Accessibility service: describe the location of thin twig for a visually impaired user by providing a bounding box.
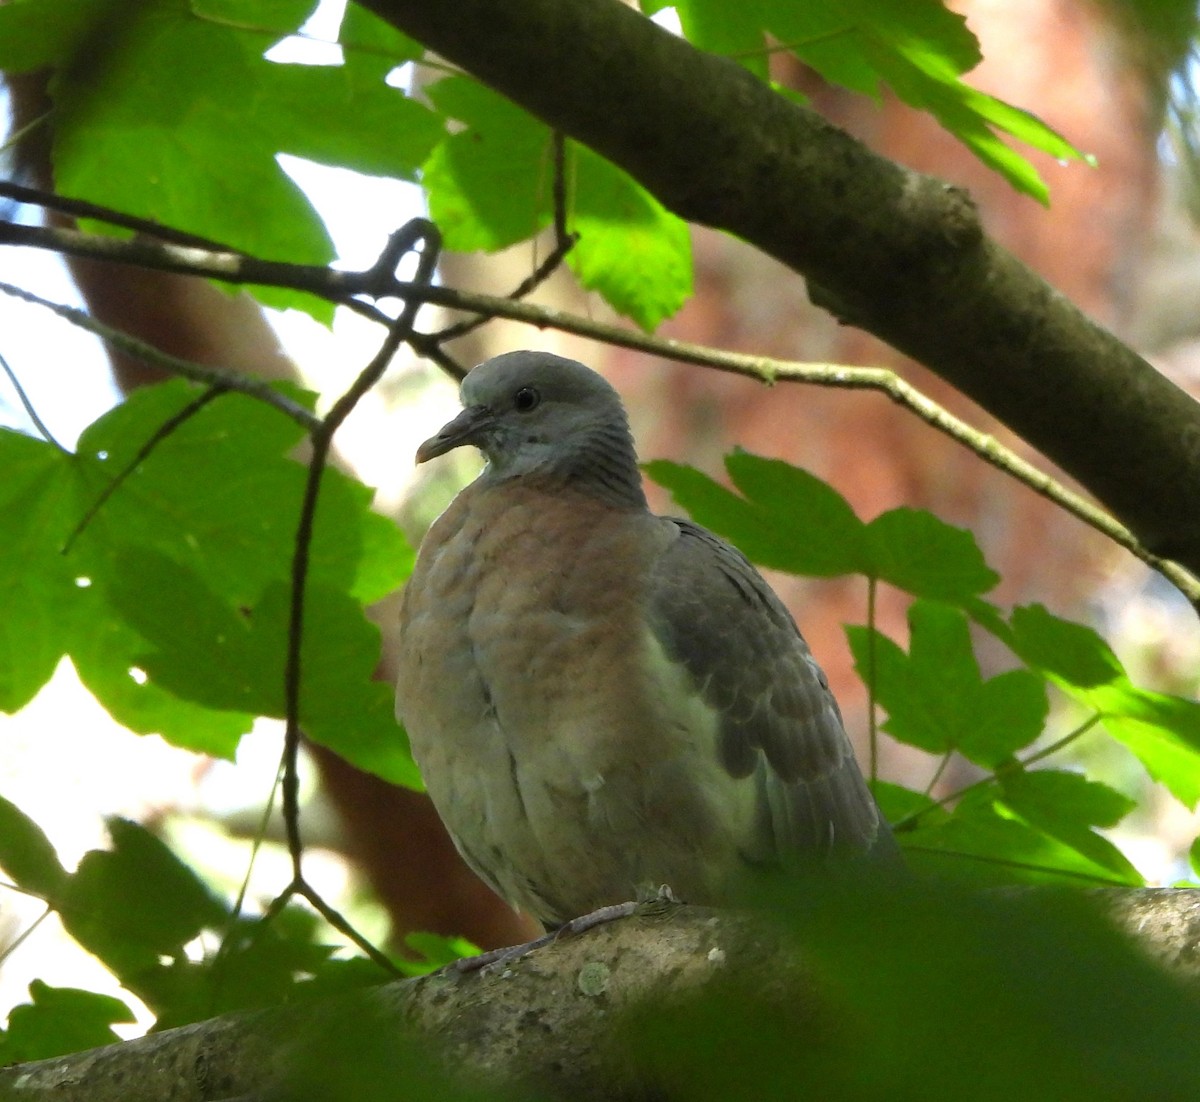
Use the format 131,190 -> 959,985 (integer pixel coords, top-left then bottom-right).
0,281 -> 319,431
1018,713 -> 1103,770
0,179 -> 249,252
270,219 -> 443,977
892,712 -> 1104,832
410,333 -> 468,379
921,752 -> 953,800
552,130 -> 570,244
0,348 -> 67,452
899,845 -> 1130,886
0,905 -> 52,969
429,130 -> 578,345
296,882 -> 400,974
3,212 -> 1196,604
866,575 -> 879,784
206,753 -> 286,1018
0,111 -> 52,159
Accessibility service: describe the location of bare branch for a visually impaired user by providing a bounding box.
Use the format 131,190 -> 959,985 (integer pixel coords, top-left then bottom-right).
0,347 -> 66,452
3,213 -> 1196,604
265,219 -> 443,978
0,281 -> 320,431
0,179 -> 249,251
430,129 -> 579,345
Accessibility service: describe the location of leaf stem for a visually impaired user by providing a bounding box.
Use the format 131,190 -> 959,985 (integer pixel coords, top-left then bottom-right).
893,711 -> 1104,831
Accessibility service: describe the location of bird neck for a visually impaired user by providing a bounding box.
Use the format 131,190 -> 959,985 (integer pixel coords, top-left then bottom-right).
485,421 -> 648,510
561,422 -> 648,509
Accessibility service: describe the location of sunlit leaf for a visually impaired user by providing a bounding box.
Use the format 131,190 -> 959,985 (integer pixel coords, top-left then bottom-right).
569,146 -> 692,330
847,601 -> 1045,763
648,453 -> 996,598
0,794 -> 69,901
0,981 -> 134,1064
60,819 -> 227,989
1011,605 -> 1200,807
0,430 -> 79,711
997,769 -> 1141,884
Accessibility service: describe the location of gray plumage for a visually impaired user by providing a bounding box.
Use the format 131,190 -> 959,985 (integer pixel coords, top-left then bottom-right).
397,351 -> 896,928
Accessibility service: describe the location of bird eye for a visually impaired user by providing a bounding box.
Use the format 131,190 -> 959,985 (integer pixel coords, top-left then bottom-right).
513,386 -> 541,413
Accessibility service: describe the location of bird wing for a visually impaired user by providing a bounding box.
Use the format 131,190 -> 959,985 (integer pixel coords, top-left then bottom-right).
644,517 -> 894,862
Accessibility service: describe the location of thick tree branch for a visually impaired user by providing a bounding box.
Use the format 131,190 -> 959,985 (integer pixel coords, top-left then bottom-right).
2,892 -> 1199,1102
361,0 -> 1200,576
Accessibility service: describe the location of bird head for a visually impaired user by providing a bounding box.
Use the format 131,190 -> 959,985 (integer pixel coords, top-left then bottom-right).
416,351 -> 646,506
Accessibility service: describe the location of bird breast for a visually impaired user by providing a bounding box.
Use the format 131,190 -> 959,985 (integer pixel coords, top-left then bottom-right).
396,479 -> 755,925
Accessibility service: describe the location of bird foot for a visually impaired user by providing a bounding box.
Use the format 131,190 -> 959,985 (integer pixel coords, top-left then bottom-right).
448,931 -> 558,975
449,889 -> 679,975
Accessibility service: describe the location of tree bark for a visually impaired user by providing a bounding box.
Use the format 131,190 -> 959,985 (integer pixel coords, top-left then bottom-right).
3,890 -> 1199,1102
360,0 -> 1200,578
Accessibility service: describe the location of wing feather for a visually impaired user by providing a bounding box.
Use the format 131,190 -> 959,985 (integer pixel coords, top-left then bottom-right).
645,518 -> 896,861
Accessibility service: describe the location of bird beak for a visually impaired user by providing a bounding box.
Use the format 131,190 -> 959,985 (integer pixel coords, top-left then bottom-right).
415,404 -> 493,464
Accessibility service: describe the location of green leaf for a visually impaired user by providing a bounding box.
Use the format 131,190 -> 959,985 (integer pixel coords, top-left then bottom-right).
870,780 -> 941,827
0,430 -> 80,711
763,0 -> 1088,201
646,455 -> 871,576
73,382 -> 406,608
103,550 -> 418,787
766,2 -> 883,96
873,50 -> 1054,203
647,453 -> 997,598
423,75 -> 555,251
661,0 -> 1086,201
424,75 -> 692,328
399,931 -> 480,975
848,623 -> 948,753
864,507 -> 999,599
0,794 -> 70,901
190,0 -> 316,34
1007,604 -> 1124,687
339,2 -> 423,74
901,791 -> 1135,886
356,511 -> 415,606
646,458 -> 791,568
669,0 -> 772,80
37,0 -> 439,320
70,602 -> 252,758
60,818 -> 227,987
847,601 -> 1046,764
1011,605 -> 1200,807
0,981 -> 134,1064
569,145 -> 693,330
147,909 -> 360,1029
44,380 -> 414,772
277,997 -> 484,1102
50,2 -> 334,265
760,875 -> 1200,1099
96,546 -> 280,715
260,63 -> 443,180
997,770 -> 1141,884
0,0 -> 112,71
725,452 -> 872,575
257,582 -> 420,788
957,668 -> 1048,765
1101,700 -> 1200,811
